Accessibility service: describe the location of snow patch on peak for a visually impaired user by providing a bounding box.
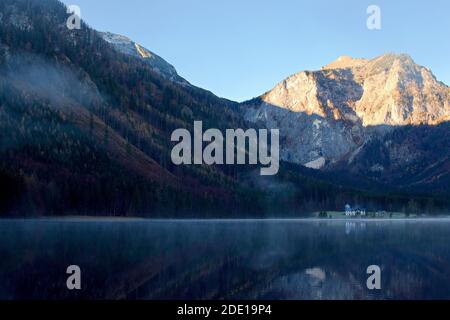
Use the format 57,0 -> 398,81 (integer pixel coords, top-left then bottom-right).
99,31 -> 190,86
101,32 -> 131,44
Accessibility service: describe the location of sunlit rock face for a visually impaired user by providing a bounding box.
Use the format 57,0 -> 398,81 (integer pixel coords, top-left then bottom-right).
243,53 -> 450,168
351,54 -> 450,126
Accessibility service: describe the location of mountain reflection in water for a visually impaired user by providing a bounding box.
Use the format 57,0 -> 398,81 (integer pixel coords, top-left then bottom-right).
1,218 -> 450,300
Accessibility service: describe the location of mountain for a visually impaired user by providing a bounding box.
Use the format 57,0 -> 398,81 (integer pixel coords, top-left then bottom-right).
0,0 -> 448,216
242,54 -> 450,193
0,0 -> 259,216
99,31 -> 190,86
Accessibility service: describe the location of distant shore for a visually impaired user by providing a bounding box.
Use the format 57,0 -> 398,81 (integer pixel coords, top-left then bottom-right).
2,214 -> 450,222
313,211 -> 445,219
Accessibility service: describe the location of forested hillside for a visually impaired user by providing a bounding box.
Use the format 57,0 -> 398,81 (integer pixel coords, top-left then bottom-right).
0,0 -> 448,217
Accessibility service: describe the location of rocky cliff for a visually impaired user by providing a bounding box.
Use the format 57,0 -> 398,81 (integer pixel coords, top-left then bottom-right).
243,54 -> 450,170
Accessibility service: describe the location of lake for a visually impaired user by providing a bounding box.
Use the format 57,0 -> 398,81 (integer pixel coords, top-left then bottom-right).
1,218 -> 450,300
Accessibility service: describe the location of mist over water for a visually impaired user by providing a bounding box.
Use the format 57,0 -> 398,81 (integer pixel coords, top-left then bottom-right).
1,218 -> 450,300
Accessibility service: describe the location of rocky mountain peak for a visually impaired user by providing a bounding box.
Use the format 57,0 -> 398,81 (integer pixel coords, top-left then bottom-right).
322,55 -> 369,70
243,53 -> 450,169
256,53 -> 449,126
99,31 -> 190,86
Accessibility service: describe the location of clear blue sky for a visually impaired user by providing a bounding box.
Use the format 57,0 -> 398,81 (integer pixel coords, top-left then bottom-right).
61,0 -> 449,102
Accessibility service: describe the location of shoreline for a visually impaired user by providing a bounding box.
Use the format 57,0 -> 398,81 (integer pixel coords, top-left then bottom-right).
1,216 -> 450,222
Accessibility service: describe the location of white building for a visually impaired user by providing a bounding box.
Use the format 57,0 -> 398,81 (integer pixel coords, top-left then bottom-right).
345,204 -> 366,217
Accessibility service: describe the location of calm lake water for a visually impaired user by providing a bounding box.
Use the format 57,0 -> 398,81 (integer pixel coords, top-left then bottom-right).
1,218 -> 450,300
